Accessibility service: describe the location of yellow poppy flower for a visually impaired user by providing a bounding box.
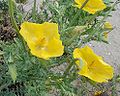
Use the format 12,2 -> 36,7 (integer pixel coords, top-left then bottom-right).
104,22 -> 113,29
74,0 -> 106,14
20,22 -> 64,60
73,46 -> 113,83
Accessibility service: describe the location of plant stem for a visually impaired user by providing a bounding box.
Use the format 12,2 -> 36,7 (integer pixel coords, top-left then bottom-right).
63,61 -> 74,78
69,0 -> 89,26
63,0 -> 117,79
78,0 -> 118,47
62,0 -> 90,75
112,77 -> 116,96
64,26 -> 86,46
80,0 -> 89,9
32,0 -> 36,21
65,32 -> 79,46
8,0 -> 29,60
96,1 -> 117,28
8,0 -> 19,33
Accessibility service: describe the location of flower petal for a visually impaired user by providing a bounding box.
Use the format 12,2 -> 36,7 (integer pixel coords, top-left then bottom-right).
31,38 -> 64,60
20,22 -> 64,60
42,22 -> 60,40
73,46 -> 114,83
78,59 -> 114,82
74,0 -> 106,14
73,46 -> 102,66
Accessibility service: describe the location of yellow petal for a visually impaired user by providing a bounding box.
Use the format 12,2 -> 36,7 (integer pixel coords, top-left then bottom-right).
74,46 -> 102,66
46,38 -> 64,57
73,46 -> 114,83
31,38 -> 64,60
74,0 -> 106,14
20,22 -> 64,60
42,22 -> 60,40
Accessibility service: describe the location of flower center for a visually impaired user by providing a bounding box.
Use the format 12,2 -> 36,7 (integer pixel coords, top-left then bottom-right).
35,38 -> 47,50
88,60 -> 96,70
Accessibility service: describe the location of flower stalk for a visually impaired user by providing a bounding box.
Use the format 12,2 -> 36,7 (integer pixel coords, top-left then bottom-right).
78,0 -> 118,48
8,0 -> 19,33
69,0 -> 89,26
63,60 -> 74,78
8,0 -> 30,61
80,0 -> 89,9
32,0 -> 36,21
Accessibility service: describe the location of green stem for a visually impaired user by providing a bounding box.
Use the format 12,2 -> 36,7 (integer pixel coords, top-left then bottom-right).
69,10 -> 80,27
69,0 -> 89,26
8,0 -> 30,60
96,1 -> 117,28
62,26 -> 75,33
64,26 -> 86,46
112,77 -> 116,96
65,32 -> 79,45
78,1 -> 118,47
63,1 -> 117,78
62,0 -> 90,74
65,31 -> 80,46
63,61 -> 74,78
86,12 -> 99,24
80,0 -> 89,9
8,0 -> 19,33
48,56 -> 70,68
32,0 -> 36,21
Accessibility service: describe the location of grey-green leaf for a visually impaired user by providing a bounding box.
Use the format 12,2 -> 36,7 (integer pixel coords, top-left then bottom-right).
8,64 -> 17,82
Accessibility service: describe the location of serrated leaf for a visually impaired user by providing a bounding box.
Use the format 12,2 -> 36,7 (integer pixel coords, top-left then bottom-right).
8,64 -> 17,82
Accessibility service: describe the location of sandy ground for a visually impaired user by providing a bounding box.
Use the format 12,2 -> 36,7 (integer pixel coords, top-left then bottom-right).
23,0 -> 120,74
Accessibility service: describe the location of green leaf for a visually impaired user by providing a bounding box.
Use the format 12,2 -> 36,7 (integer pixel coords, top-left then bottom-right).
8,64 -> 17,82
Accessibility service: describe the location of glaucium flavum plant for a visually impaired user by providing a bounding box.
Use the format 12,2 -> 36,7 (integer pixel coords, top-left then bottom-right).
4,0 -> 117,95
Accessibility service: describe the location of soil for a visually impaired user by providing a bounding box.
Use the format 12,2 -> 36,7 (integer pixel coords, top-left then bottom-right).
0,15 -> 17,41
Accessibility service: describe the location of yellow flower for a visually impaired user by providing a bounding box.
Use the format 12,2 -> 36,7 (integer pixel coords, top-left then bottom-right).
74,0 -> 106,14
20,22 -> 64,60
104,22 -> 113,29
73,46 -> 113,83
